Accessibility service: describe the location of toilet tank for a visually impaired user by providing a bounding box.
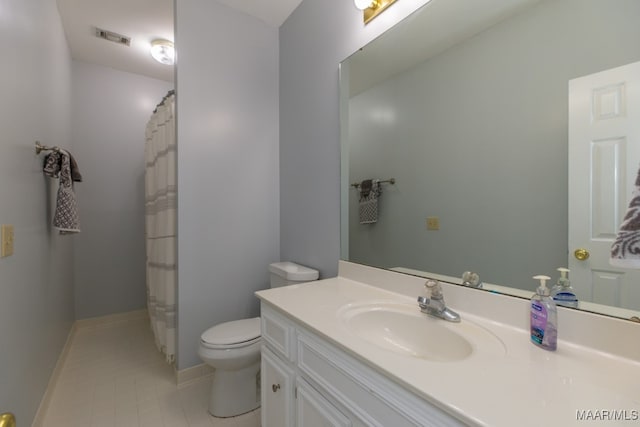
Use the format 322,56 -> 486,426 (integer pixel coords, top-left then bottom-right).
269,262 -> 319,288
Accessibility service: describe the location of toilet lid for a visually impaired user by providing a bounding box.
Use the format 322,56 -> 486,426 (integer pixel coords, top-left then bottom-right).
201,317 -> 261,345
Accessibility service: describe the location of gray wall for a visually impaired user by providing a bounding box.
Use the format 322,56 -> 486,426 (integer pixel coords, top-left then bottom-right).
175,0 -> 280,369
348,0 -> 640,290
0,0 -> 75,424
71,60 -> 174,319
279,0 -> 432,277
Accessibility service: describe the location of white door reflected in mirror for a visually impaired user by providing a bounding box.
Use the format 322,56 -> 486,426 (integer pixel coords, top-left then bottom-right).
569,60 -> 640,312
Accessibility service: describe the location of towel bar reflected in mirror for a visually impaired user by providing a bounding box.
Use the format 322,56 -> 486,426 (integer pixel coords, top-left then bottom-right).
351,178 -> 396,188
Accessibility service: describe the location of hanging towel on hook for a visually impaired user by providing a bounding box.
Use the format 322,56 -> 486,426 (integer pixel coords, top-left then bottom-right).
68,153 -> 83,183
611,165 -> 640,268
359,179 -> 381,224
44,151 -> 81,234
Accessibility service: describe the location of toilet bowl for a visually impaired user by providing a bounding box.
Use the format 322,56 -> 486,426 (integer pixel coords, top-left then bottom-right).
198,317 -> 262,417
199,262 -> 319,418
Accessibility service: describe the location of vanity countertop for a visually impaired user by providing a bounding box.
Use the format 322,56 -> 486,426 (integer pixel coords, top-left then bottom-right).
256,264 -> 640,427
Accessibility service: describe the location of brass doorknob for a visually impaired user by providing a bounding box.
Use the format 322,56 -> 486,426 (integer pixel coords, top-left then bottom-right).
574,248 -> 590,261
0,413 -> 16,427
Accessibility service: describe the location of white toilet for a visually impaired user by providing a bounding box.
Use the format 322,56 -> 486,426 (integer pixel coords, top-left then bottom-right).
198,261 -> 319,417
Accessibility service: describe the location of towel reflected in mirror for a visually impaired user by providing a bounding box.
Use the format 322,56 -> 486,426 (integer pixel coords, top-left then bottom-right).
611,165 -> 640,268
359,179 -> 380,224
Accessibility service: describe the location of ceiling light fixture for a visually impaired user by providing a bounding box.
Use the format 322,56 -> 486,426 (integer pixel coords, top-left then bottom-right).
353,0 -> 398,24
354,0 -> 374,10
150,39 -> 175,65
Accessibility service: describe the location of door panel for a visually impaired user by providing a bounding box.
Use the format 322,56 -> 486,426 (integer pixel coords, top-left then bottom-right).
262,347 -> 295,427
296,378 -> 351,427
569,60 -> 640,311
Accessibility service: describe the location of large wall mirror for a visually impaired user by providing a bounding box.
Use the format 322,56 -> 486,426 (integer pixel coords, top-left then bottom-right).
340,0 -> 640,320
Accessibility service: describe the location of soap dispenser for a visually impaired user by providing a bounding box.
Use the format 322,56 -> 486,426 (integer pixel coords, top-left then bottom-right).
530,275 -> 557,351
551,267 -> 578,308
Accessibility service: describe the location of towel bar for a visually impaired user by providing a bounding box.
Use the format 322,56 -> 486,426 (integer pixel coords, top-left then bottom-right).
351,178 -> 395,188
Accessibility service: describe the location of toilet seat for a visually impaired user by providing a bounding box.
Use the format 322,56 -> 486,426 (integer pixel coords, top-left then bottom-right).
200,336 -> 260,350
200,317 -> 261,349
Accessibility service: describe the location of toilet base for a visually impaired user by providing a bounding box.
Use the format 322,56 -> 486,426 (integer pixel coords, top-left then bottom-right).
209,362 -> 261,417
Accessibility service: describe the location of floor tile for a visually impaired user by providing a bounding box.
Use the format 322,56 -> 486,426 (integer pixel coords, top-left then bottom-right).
40,316 -> 260,427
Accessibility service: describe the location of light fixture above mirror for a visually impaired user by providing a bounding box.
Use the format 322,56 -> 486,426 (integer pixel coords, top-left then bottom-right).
150,39 -> 175,65
353,0 -> 398,25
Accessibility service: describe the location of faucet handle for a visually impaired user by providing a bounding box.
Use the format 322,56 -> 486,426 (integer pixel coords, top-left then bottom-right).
418,281 -> 460,322
462,271 -> 482,288
424,279 -> 443,299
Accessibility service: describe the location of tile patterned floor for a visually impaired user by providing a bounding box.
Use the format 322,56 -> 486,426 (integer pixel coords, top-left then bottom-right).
41,316 -> 260,427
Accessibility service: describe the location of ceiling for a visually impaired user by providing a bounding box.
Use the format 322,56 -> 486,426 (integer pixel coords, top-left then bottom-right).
56,0 -> 302,83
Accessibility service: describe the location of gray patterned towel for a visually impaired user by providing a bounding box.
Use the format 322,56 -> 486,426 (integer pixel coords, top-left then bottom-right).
611,166 -> 640,268
44,151 -> 81,234
359,179 -> 381,224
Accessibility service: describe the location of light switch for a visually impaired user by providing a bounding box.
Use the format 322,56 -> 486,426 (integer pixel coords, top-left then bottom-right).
426,217 -> 440,231
1,224 -> 14,257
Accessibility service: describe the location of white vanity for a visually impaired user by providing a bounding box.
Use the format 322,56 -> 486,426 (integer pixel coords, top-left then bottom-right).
256,261 -> 640,426
259,301 -> 465,427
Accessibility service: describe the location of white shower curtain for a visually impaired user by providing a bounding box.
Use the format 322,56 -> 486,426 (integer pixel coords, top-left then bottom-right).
145,92 -> 177,363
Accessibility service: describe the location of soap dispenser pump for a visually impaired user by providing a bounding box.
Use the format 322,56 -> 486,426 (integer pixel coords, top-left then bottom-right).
530,275 -> 557,351
551,267 -> 578,308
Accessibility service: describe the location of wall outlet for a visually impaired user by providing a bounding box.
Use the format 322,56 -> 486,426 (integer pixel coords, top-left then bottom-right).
1,224 -> 14,257
426,217 -> 440,231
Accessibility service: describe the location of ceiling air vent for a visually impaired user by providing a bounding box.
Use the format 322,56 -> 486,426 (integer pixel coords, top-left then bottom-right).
94,27 -> 130,46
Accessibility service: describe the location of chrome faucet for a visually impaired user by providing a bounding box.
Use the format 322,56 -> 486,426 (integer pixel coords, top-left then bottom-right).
417,280 -> 461,322
461,271 -> 483,288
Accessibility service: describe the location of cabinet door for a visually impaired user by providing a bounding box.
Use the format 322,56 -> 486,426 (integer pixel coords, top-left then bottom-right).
262,347 -> 295,427
296,378 -> 351,427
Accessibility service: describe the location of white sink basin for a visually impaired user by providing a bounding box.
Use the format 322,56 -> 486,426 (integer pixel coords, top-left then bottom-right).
338,301 -> 505,362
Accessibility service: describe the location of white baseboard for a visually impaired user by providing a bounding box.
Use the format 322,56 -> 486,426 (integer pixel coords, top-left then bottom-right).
176,363 -> 214,388
31,323 -> 76,427
74,308 -> 148,330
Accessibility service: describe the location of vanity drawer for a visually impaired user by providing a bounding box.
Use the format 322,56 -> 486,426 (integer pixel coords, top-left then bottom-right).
261,304 -> 295,361
297,332 -> 464,427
